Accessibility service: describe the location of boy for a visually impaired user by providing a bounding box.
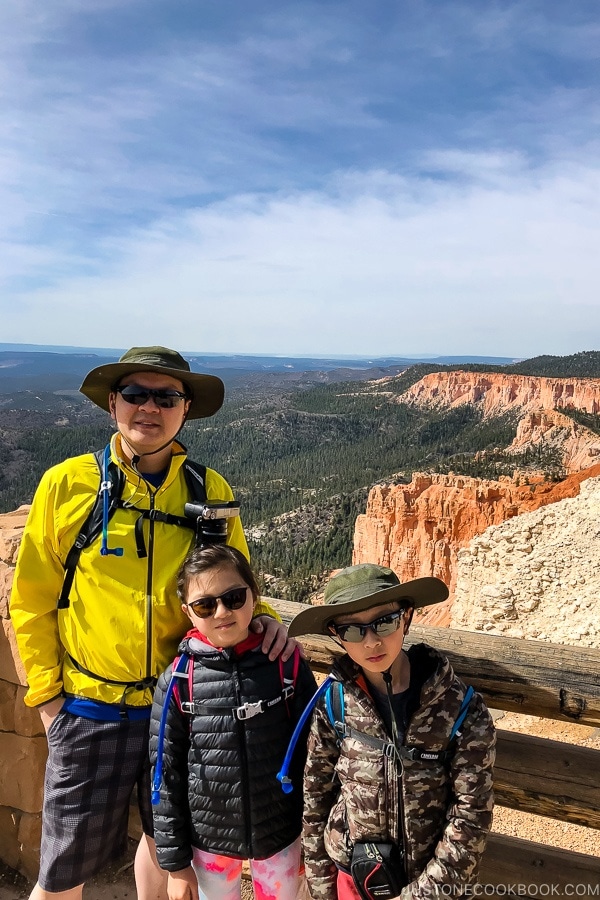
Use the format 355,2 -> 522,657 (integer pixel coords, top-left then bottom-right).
288,563 -> 496,900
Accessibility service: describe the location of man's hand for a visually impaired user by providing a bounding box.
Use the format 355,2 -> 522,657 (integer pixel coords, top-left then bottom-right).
167,867 -> 199,900
251,615 -> 304,661
38,697 -> 65,735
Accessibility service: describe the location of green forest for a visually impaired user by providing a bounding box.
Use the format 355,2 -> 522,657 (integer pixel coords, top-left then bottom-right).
1,350 -> 597,601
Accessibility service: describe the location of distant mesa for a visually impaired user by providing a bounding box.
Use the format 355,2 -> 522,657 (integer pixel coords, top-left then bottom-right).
398,370 -> 600,416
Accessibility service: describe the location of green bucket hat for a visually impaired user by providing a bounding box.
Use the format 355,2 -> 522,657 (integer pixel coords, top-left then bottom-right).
288,563 -> 449,637
79,346 -> 225,420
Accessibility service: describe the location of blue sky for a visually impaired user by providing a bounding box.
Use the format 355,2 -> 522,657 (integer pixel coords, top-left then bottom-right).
1,0 -> 599,358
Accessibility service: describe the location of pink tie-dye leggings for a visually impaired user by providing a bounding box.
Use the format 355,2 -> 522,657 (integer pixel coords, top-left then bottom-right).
192,837 -> 302,900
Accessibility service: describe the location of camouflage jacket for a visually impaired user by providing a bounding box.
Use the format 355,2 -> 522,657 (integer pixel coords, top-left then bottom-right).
302,644 -> 496,900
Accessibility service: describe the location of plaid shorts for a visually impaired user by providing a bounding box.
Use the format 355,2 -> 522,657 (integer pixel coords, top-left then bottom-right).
38,709 -> 154,892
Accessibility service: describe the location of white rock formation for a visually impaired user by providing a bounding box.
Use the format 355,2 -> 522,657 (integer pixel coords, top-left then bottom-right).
452,477 -> 600,647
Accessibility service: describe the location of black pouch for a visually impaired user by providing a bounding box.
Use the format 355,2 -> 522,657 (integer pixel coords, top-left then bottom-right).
350,841 -> 407,900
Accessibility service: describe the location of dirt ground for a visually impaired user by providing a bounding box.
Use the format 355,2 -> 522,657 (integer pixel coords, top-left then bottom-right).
1,714 -> 597,899
0,851 -> 137,900
0,848 -> 255,900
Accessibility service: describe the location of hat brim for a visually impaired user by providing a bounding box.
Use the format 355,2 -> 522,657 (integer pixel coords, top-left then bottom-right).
288,577 -> 449,638
80,362 -> 225,419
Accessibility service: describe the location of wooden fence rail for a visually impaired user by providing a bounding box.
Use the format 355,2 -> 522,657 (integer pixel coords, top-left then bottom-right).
270,599 -> 600,891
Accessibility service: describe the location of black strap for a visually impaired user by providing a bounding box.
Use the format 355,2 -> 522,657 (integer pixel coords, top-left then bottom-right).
67,653 -> 157,690
67,653 -> 157,718
181,687 -> 295,720
177,652 -> 297,720
182,460 -> 207,501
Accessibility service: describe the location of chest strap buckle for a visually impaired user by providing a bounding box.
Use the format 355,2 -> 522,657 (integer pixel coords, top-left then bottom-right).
234,700 -> 264,720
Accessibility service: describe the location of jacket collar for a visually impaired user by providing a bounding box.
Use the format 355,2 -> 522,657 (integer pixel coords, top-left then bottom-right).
182,626 -> 263,658
110,432 -> 188,489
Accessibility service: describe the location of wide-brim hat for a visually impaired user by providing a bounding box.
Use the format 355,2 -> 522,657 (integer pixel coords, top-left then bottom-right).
288,563 -> 449,637
79,346 -> 225,420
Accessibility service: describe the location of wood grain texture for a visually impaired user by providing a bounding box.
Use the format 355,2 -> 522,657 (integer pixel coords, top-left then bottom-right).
481,833 -> 600,890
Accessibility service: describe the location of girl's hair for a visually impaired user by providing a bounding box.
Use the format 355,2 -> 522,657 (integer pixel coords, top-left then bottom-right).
177,544 -> 259,603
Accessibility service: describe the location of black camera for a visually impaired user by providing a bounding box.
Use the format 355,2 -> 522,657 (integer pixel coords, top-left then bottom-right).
350,842 -> 406,900
184,500 -> 241,548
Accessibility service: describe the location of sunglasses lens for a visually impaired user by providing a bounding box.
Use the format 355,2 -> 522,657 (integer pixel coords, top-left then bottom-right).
372,615 -> 401,637
335,624 -> 364,643
221,587 -> 248,609
188,597 -> 217,618
118,389 -> 146,405
153,395 -> 179,409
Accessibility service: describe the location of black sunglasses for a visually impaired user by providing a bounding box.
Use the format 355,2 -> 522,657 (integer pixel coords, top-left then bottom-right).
186,586 -> 249,618
328,609 -> 406,643
116,384 -> 188,409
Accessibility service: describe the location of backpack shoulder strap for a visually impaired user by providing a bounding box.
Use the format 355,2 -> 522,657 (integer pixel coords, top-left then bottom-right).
402,685 -> 475,763
182,460 -> 207,502
325,681 -> 345,744
58,449 -> 125,609
326,681 -> 397,756
279,646 -> 301,716
58,454 -> 207,608
449,685 -> 474,741
170,653 -> 193,719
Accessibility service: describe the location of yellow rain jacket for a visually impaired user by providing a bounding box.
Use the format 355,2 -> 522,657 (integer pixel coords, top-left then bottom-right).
10,434 -> 274,709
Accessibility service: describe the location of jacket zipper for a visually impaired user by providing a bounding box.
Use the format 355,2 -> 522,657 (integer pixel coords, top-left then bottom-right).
394,754 -> 410,880
145,491 -> 155,679
233,664 -> 253,856
355,684 -> 410,877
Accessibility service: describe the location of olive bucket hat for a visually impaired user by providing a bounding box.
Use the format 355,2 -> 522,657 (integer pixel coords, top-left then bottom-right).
79,346 -> 225,419
288,563 -> 449,637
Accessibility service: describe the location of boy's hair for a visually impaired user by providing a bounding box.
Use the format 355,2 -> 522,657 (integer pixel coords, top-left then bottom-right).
177,545 -> 259,603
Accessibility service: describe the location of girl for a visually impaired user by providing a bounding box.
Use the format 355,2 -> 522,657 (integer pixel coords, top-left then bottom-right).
149,544 -> 317,900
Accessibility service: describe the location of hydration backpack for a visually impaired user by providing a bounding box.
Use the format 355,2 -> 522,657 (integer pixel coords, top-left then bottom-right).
325,680 -> 475,763
153,647 -> 302,805
171,647 -> 301,721
58,447 -> 207,609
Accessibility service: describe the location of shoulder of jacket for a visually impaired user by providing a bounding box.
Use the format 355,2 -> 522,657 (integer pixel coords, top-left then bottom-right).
156,665 -> 174,692
42,452 -> 102,483
202,465 -> 233,495
30,454 -> 103,515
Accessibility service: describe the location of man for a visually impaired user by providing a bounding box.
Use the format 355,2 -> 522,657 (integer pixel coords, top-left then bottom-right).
10,346 -> 293,900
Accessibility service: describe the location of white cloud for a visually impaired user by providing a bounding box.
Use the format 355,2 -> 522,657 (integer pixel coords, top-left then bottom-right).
3,152 -> 599,357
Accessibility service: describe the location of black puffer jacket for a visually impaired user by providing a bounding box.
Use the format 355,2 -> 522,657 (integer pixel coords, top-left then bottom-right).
149,629 -> 317,870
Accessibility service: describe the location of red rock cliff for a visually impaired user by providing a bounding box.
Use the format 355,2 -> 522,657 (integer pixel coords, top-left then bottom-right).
511,408 -> 600,471
399,371 -> 600,415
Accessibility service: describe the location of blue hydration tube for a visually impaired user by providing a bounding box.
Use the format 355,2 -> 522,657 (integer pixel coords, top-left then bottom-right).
100,444 -> 124,557
152,653 -> 190,805
277,676 -> 333,794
